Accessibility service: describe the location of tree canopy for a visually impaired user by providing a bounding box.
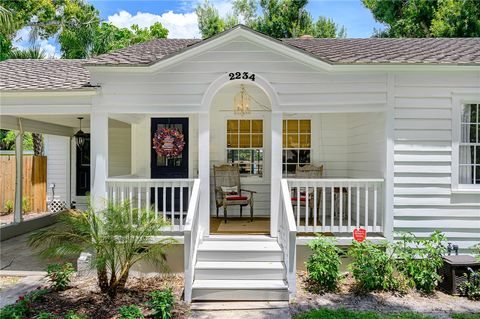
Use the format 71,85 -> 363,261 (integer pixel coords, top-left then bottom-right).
363,0 -> 480,37
196,0 -> 346,39
0,0 -> 169,60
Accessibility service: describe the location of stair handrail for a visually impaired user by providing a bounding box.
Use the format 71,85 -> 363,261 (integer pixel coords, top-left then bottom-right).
279,179 -> 297,298
183,178 -> 201,303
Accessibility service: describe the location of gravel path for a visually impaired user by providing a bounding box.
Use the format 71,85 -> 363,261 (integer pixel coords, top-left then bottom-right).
291,272 -> 480,319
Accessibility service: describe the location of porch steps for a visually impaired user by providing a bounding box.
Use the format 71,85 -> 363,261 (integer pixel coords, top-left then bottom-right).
191,236 -> 289,301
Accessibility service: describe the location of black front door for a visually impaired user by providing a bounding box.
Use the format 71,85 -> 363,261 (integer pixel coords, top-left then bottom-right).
151,118 -> 189,214
151,118 -> 189,178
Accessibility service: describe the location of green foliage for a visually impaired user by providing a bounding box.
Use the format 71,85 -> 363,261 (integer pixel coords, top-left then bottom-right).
63,312 -> 89,319
293,307 -> 438,319
118,305 -> 144,319
451,314 -> 480,319
8,47 -> 47,59
348,241 -> 402,292
0,130 -> 33,151
305,235 -> 342,293
4,200 -> 14,214
35,312 -> 59,319
473,244 -> 480,262
196,0 -> 346,39
362,0 -> 480,38
148,288 -> 174,319
458,269 -> 480,301
28,202 -> 174,297
22,197 -> 30,213
46,263 -> 75,291
394,231 -> 446,294
0,288 -> 48,319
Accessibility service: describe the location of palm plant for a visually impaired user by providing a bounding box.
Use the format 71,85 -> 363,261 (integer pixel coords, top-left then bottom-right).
28,201 -> 174,297
8,47 -> 47,59
0,5 -> 16,36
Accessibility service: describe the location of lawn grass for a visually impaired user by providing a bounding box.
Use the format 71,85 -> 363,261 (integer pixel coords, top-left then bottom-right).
451,314 -> 480,319
294,308 -> 480,319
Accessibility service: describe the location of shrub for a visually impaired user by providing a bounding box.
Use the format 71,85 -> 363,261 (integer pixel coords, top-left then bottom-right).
118,305 -> 144,319
3,200 -> 14,214
29,201 -> 174,297
148,288 -> 174,319
305,235 -> 342,293
473,243 -> 480,262
46,263 -> 75,291
348,241 -> 401,292
395,231 -> 446,294
458,268 -> 480,301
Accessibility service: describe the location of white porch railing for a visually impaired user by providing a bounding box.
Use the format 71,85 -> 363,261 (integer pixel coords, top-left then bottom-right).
183,179 -> 202,303
106,178 -> 196,232
285,178 -> 384,234
278,179 -> 297,298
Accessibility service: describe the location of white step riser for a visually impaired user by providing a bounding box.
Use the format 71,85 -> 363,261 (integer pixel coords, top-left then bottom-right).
195,269 -> 285,280
205,235 -> 276,242
197,251 -> 283,262
192,289 -> 289,301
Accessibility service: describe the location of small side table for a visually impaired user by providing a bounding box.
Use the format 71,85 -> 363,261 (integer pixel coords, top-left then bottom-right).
438,255 -> 480,295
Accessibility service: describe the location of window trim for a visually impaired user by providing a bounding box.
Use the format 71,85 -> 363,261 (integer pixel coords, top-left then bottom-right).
282,118 -> 312,176
224,117 -> 265,179
451,93 -> 480,193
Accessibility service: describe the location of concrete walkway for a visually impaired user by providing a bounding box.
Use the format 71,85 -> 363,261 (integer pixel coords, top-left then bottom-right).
189,302 -> 292,319
0,272 -> 47,307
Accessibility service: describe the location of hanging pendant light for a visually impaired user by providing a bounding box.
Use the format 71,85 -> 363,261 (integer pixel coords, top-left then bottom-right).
234,84 -> 251,115
74,117 -> 87,148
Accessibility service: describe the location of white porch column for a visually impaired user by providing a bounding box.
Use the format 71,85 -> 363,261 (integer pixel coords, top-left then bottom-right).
90,111 -> 108,211
14,131 -> 23,223
198,112 -> 210,234
270,112 -> 282,237
384,73 -> 395,241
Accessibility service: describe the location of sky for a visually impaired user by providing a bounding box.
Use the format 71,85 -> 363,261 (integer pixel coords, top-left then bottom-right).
13,0 -> 385,58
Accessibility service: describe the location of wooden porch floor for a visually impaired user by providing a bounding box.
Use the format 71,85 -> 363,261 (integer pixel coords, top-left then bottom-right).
210,217 -> 270,235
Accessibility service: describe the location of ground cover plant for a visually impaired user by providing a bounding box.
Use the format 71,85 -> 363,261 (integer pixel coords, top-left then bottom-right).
28,201 -> 174,297
294,308 -> 443,319
118,305 -> 144,319
305,235 -> 342,293
148,288 -> 174,319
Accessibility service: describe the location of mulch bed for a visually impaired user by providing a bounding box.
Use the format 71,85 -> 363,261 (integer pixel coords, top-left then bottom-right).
26,274 -> 189,319
291,271 -> 480,319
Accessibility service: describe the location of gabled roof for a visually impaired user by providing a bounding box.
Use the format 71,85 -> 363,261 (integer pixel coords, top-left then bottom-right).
84,25 -> 480,67
1,25 -> 480,91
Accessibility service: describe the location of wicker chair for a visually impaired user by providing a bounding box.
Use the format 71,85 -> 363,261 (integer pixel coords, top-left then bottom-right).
213,164 -> 256,223
291,164 -> 324,212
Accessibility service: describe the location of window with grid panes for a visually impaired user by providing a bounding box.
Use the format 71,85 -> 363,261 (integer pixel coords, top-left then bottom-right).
282,119 -> 311,175
226,119 -> 263,176
459,104 -> 480,185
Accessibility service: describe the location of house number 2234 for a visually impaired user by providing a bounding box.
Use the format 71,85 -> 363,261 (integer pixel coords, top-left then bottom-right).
228,72 -> 255,81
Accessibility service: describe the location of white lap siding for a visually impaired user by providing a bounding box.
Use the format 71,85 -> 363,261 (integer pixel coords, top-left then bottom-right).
393,73 -> 480,251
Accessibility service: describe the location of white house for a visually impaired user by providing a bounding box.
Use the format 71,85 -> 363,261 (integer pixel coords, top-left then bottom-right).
1,26 -> 479,302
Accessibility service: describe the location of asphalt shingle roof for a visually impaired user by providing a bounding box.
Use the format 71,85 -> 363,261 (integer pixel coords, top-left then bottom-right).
0,59 -> 91,91
1,26 -> 479,91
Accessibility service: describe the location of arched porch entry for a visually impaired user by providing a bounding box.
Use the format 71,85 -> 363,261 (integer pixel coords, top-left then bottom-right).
198,74 -> 281,237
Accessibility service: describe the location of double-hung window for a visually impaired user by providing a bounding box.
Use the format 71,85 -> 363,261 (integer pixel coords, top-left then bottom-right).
459,104 -> 480,185
226,119 -> 263,177
282,119 -> 311,176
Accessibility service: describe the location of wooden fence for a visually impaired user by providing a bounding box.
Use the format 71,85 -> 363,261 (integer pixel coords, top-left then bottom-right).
0,155 -> 47,213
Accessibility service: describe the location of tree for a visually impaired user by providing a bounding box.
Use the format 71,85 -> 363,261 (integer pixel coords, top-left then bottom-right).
28,202 -> 174,297
7,46 -> 47,59
196,1 -> 226,39
196,0 -> 346,39
363,0 -> 480,37
0,130 -> 33,151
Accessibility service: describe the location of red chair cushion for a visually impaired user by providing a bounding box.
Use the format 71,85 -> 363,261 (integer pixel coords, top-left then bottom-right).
291,197 -> 307,201
226,195 -> 248,200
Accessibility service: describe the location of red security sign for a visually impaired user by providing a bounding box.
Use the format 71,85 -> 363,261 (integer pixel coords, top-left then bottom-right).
353,228 -> 367,243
